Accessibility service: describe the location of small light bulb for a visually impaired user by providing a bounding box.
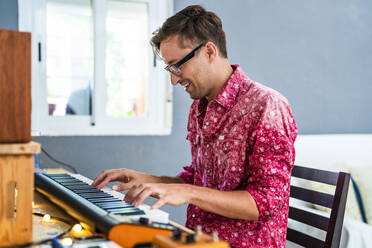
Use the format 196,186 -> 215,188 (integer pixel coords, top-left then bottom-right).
42,214 -> 51,222
72,224 -> 82,233
60,237 -> 73,246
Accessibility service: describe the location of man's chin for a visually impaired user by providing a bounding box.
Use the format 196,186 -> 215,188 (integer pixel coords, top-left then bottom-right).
189,94 -> 202,100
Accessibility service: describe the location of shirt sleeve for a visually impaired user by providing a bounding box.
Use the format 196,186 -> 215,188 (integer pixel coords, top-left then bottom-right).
245,95 -> 297,223
177,163 -> 195,184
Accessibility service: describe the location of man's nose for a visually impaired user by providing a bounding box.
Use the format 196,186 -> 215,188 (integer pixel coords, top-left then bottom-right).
170,73 -> 181,86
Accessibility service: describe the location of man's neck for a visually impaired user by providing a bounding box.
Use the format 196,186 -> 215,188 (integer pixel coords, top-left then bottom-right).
206,59 -> 233,102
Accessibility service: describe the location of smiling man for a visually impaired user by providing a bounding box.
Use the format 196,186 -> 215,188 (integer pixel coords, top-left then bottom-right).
93,5 -> 297,248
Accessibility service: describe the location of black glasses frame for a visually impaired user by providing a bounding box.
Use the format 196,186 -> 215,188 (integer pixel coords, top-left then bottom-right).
164,42 -> 206,76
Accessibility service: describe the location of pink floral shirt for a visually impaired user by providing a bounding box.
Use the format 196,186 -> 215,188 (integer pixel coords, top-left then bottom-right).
177,65 -> 297,248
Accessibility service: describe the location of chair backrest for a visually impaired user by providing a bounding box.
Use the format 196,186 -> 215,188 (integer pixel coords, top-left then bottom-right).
286,165 -> 350,248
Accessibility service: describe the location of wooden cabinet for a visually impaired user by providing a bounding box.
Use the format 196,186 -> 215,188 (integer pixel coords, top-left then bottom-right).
0,142 -> 40,246
0,29 -> 31,143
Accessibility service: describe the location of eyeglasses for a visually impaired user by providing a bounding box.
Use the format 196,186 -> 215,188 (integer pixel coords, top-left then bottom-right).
164,42 -> 206,76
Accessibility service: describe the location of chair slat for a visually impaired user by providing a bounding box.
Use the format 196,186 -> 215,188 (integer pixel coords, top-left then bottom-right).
292,165 -> 339,186
289,206 -> 329,231
287,228 -> 325,247
287,166 -> 350,248
290,185 -> 334,208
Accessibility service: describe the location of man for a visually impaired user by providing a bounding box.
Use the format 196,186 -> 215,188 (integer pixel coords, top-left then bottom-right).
93,5 -> 297,248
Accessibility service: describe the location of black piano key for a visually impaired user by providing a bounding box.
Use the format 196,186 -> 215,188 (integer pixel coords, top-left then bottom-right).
108,208 -> 145,215
72,189 -> 103,194
52,178 -> 81,183
95,201 -> 131,206
95,202 -> 133,209
63,182 -> 91,185
83,195 -> 113,200
88,198 -> 122,204
78,192 -> 111,197
113,210 -> 146,216
47,174 -> 72,178
65,185 -> 96,190
100,206 -> 134,211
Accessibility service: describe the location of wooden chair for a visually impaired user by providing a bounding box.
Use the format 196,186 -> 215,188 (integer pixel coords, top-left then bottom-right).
286,165 -> 350,248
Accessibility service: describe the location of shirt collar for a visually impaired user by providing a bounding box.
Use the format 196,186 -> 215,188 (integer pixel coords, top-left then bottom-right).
213,64 -> 243,109
196,65 -> 244,116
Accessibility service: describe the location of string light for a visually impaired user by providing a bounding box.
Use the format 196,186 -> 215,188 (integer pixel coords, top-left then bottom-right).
60,237 -> 73,246
42,214 -> 51,222
72,224 -> 82,233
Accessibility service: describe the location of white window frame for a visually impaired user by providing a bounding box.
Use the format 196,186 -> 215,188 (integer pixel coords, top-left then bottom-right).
19,0 -> 173,136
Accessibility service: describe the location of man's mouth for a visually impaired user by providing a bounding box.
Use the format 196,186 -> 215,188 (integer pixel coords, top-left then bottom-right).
179,80 -> 191,91
183,82 -> 191,90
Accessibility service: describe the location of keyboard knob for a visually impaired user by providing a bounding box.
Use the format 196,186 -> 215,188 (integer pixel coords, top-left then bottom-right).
185,233 -> 195,244
139,217 -> 151,225
172,228 -> 182,240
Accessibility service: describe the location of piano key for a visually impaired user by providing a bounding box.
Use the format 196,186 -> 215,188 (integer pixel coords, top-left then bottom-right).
47,174 -> 73,179
52,178 -> 81,183
95,202 -> 133,208
79,194 -> 112,200
88,198 -> 122,204
116,211 -> 146,216
59,180 -> 89,184
108,208 -> 145,215
100,206 -> 135,211
72,189 -> 103,194
78,192 -> 111,196
65,185 -> 97,190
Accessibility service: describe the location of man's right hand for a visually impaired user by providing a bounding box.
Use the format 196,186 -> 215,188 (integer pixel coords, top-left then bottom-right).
92,168 -> 154,191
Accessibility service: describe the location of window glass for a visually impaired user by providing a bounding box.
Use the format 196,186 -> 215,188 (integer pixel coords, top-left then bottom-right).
46,0 -> 93,116
105,0 -> 148,117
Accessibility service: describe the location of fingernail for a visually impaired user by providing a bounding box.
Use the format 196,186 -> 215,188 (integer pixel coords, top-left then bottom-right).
112,185 -> 118,191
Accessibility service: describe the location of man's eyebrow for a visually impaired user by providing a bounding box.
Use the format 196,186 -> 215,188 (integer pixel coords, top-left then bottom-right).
165,59 -> 177,65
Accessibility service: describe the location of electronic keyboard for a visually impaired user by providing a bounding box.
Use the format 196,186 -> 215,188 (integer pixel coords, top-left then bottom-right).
35,172 -> 174,247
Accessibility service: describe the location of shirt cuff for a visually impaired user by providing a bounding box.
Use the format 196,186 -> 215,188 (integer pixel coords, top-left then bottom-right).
177,165 -> 194,184
245,186 -> 281,223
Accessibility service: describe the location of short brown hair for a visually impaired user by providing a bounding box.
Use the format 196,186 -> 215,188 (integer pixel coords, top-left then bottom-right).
151,5 -> 227,58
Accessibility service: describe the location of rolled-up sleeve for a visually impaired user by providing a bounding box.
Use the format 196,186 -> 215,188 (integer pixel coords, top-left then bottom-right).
245,96 -> 297,223
177,163 -> 195,184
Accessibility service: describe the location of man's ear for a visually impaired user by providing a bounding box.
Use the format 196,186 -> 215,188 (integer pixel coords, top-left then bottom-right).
205,41 -> 217,63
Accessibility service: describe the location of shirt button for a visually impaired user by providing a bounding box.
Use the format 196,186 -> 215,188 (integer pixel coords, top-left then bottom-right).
277,204 -> 281,209
206,144 -> 210,148
207,169 -> 211,174
205,121 -> 210,126
269,214 -> 273,218
223,147 -> 228,151
192,214 -> 196,218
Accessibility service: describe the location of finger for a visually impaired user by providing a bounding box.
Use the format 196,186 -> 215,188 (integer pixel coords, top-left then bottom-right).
151,198 -> 166,210
112,182 -> 133,191
95,171 -> 124,189
92,170 -> 110,187
124,184 -> 145,204
133,187 -> 154,207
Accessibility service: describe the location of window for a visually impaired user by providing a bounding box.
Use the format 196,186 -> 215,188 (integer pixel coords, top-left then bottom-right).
19,0 -> 172,135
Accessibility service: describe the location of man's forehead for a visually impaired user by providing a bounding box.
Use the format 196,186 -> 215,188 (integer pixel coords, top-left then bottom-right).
160,36 -> 194,64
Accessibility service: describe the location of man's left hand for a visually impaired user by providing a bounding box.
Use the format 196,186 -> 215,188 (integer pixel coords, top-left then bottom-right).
124,183 -> 191,209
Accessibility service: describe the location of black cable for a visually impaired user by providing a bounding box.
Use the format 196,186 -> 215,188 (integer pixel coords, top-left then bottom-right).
41,147 -> 78,173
